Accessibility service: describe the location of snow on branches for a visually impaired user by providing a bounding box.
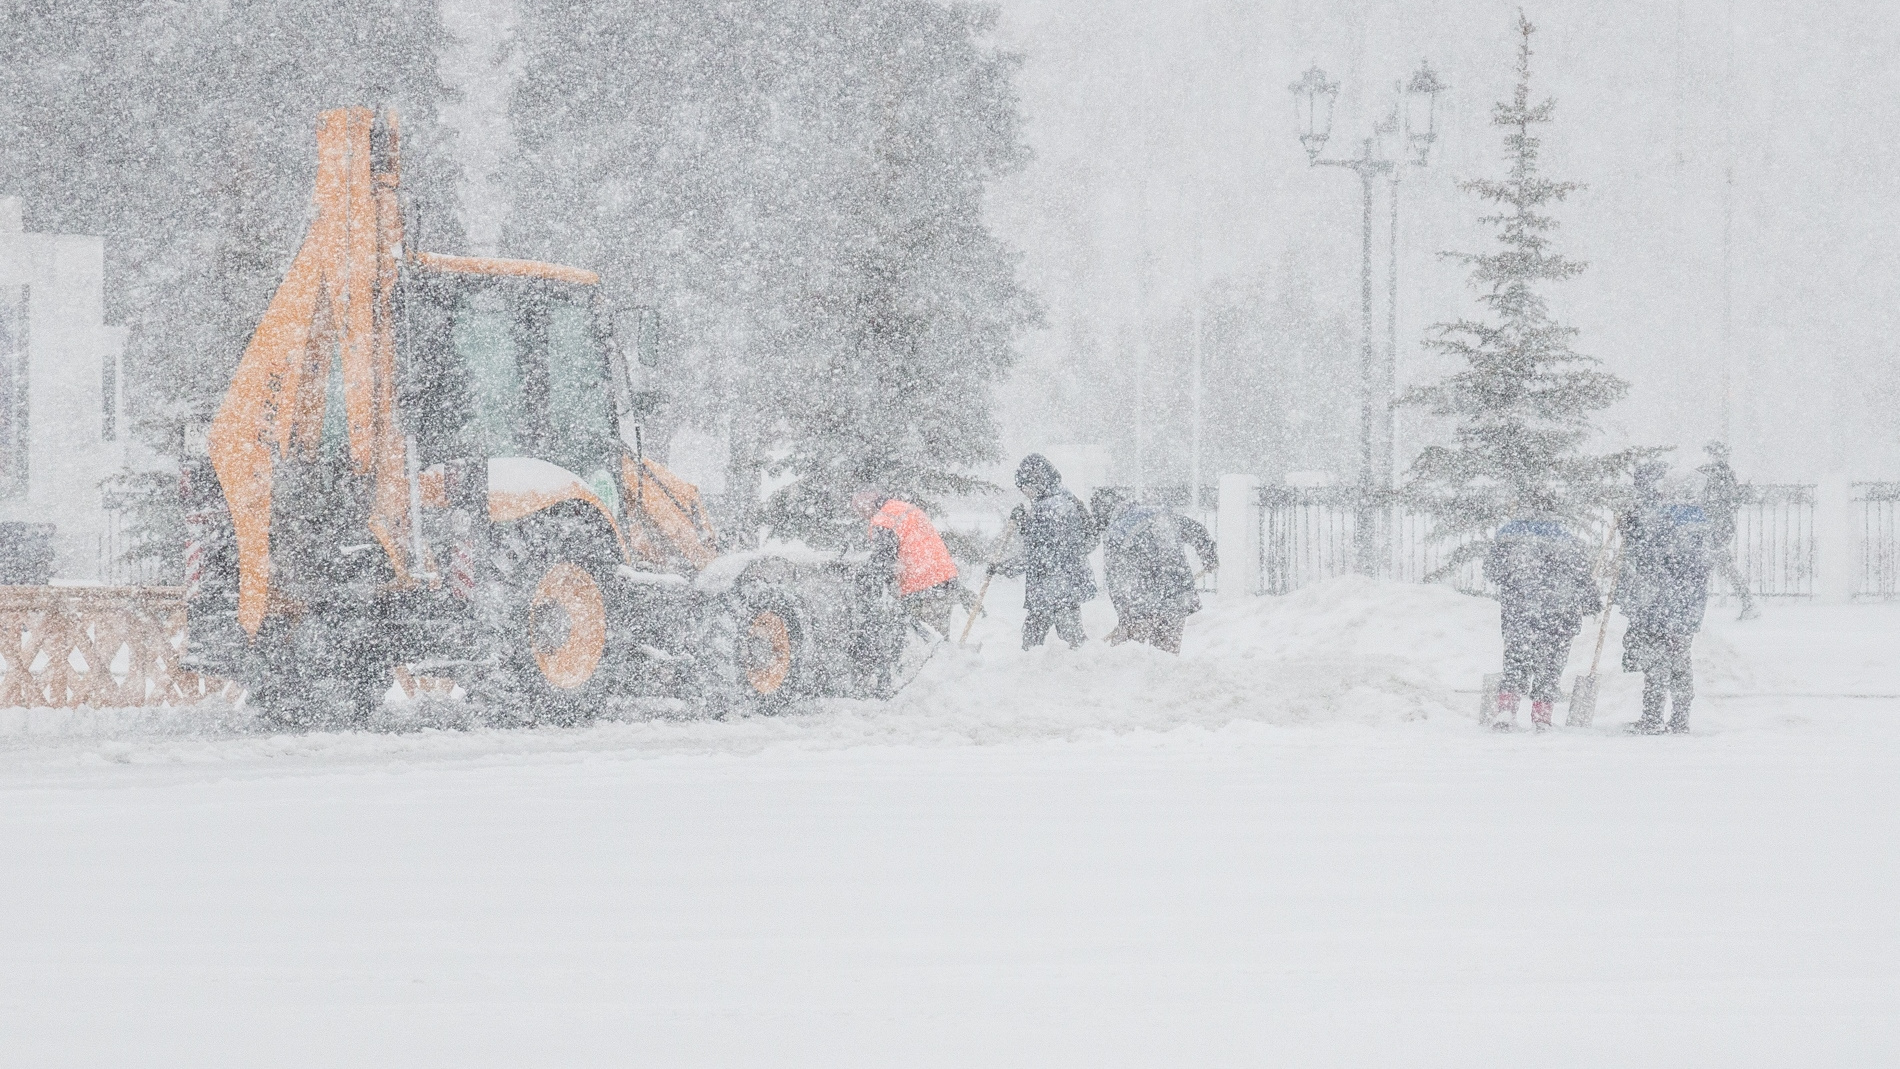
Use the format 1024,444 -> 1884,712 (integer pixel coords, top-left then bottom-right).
1401,11 -> 1643,557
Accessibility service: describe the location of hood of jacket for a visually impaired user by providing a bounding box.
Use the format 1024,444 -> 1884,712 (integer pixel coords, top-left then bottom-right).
1015,453 -> 1063,499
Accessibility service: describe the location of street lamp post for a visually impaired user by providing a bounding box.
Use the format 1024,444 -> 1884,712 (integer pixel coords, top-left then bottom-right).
1392,61 -> 1446,490
1290,60 -> 1444,577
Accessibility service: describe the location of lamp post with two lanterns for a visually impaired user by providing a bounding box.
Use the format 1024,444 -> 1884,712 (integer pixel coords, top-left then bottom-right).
1289,59 -> 1446,576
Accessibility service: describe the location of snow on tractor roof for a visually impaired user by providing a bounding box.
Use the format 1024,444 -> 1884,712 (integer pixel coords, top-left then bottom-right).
410,251 -> 598,287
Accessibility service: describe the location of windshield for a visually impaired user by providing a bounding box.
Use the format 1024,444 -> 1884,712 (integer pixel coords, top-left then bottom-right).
401,272 -> 618,484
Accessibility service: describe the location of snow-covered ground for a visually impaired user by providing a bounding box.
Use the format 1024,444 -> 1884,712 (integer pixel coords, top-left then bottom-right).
2,580 -> 1896,1066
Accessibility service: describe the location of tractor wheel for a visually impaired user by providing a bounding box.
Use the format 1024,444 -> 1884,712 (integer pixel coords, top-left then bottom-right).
461,513 -> 618,726
684,586 -> 813,716
734,587 -> 812,712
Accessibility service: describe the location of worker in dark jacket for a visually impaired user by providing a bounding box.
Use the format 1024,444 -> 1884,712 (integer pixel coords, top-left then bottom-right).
1619,461 -> 1712,734
1090,488 -> 1218,654
1698,441 -> 1758,620
1482,503 -> 1601,731
996,454 -> 1096,649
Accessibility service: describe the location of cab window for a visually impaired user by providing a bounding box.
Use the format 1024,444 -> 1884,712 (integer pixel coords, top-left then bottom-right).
548,303 -> 612,452
452,286 -> 523,456
400,272 -> 617,479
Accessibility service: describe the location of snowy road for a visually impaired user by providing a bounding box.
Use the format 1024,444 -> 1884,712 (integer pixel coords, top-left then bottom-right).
2,582 -> 1897,1066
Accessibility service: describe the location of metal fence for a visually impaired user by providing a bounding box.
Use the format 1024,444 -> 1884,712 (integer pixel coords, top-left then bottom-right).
1257,484 -> 1816,599
1258,488 -> 1491,596
1855,482 -> 1900,598
1729,484 -> 1815,598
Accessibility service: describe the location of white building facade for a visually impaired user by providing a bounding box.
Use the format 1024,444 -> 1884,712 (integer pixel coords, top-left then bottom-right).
0,197 -> 134,583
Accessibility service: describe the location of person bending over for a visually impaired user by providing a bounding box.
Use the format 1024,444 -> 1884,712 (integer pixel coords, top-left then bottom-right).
851,489 -> 962,640
1091,488 -> 1217,655
1482,496 -> 1601,732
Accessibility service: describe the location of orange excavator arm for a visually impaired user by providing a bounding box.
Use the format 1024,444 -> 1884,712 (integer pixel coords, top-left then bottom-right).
205,108 -> 414,639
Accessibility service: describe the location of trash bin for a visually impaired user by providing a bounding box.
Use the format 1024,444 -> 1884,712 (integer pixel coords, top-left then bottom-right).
0,522 -> 56,585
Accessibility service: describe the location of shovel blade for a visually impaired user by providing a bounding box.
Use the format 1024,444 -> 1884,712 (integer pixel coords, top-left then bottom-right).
1479,673 -> 1502,726
1568,674 -> 1599,727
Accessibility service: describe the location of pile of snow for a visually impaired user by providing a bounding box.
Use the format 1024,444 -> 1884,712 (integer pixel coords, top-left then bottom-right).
0,576 -> 1799,768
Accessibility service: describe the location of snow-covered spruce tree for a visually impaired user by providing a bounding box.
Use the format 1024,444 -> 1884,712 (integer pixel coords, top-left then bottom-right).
504,0 -> 1035,548
504,0 -> 785,538
1400,12 -> 1640,565
758,1 -> 1037,546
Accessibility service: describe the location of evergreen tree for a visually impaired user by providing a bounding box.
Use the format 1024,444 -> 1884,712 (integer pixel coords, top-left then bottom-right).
504,0 -> 1035,546
0,0 -> 460,438
761,1 -> 1037,543
1400,11 -> 1639,559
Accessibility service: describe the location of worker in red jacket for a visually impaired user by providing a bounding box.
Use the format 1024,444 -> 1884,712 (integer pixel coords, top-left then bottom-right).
851,490 -> 962,639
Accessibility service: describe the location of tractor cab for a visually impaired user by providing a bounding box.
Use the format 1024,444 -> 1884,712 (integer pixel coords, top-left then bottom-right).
400,257 -> 618,501
397,254 -> 713,575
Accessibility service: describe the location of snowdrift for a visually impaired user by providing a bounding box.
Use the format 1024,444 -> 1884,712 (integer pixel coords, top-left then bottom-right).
0,577 -> 1778,766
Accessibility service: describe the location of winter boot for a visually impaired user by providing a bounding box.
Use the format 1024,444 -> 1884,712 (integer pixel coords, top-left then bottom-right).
1493,690 -> 1520,731
1628,675 -> 1668,734
1667,701 -> 1691,734
1531,700 -> 1554,732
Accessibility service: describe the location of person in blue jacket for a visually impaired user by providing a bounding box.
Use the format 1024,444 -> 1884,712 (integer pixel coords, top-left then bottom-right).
1090,487 -> 1218,654
995,454 -> 1098,649
1482,493 -> 1602,731
1618,461 -> 1712,734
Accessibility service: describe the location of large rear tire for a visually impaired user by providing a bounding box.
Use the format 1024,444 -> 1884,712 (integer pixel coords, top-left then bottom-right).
460,513 -> 618,726
689,586 -> 813,715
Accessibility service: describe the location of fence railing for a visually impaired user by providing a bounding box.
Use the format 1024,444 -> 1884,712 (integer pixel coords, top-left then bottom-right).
1257,488 -> 1491,596
1729,484 -> 1815,598
1855,482 -> 1900,598
1255,484 -> 1816,599
0,585 -> 229,708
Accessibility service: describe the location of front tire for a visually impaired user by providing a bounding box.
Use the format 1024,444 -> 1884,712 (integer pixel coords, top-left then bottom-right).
460,513 -> 618,726
689,586 -> 813,715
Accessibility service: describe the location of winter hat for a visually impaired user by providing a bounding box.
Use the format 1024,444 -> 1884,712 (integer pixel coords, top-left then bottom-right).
1523,487 -> 1562,518
1015,454 -> 1062,497
849,488 -> 887,518
1704,440 -> 1730,459
1633,460 -> 1668,488
1089,487 -> 1127,531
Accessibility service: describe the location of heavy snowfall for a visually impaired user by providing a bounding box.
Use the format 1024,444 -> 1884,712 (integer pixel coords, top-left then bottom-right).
2,0 -> 1899,1064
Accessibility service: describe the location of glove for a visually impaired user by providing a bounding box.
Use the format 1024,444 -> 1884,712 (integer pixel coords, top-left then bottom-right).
1009,504 -> 1027,527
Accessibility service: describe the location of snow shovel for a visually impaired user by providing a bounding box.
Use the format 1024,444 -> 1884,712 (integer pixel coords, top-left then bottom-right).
957,518 -> 1018,647
888,615 -> 952,696
1568,529 -> 1625,728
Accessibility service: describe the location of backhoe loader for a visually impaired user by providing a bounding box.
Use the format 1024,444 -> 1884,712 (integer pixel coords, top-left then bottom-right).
181,108 -> 900,726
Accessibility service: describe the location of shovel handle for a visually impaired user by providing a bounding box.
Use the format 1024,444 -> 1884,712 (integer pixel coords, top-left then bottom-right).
957,518 -> 1018,646
1586,519 -> 1626,677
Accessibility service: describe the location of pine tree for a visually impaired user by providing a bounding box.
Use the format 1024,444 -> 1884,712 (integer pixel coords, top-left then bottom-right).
759,0 -> 1038,544
0,0 -> 461,437
1400,11 -> 1639,559
503,0 -> 1035,547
